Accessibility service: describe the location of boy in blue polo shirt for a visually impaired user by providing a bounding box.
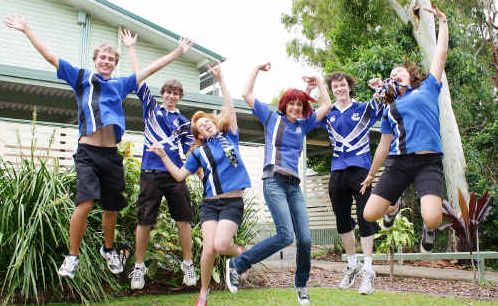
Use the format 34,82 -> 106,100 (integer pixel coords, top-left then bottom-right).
120,30 -> 197,290
5,16 -> 193,279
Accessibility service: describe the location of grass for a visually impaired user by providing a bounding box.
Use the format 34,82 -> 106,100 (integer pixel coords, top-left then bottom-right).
45,288 -> 497,306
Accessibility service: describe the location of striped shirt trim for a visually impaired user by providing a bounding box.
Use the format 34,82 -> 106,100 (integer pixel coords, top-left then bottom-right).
86,72 -> 96,134
199,145 -> 223,196
388,104 -> 406,154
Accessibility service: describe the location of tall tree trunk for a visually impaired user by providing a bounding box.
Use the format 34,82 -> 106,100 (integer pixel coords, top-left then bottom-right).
388,0 -> 469,211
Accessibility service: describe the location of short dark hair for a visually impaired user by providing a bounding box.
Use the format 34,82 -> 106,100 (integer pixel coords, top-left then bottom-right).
160,79 -> 184,98
325,72 -> 356,97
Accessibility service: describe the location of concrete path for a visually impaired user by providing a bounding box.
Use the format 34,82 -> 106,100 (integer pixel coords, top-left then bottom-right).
257,245 -> 498,282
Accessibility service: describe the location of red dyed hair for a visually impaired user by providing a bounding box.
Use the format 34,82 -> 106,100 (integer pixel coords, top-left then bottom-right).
278,89 -> 316,118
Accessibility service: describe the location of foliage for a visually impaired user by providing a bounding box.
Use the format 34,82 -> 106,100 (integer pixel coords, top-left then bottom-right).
439,189 -> 494,252
375,208 -> 415,280
0,129 -> 120,305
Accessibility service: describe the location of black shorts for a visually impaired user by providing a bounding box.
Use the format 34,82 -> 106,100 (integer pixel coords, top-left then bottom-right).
200,197 -> 244,226
137,170 -> 192,225
329,167 -> 379,237
373,153 -> 444,203
74,143 -> 126,211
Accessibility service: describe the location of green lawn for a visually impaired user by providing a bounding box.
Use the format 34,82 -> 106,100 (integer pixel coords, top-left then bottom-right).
48,288 -> 497,306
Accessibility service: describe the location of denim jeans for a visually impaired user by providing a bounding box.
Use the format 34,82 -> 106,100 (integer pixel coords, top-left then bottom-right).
232,176 -> 312,287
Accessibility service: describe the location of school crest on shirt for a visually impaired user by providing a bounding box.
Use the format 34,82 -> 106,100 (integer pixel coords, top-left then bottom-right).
351,113 -> 361,121
329,116 -> 336,123
295,126 -> 302,134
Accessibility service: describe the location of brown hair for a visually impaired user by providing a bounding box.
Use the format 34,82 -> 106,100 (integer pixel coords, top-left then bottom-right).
385,60 -> 427,104
325,72 -> 356,97
160,79 -> 184,98
92,43 -> 120,65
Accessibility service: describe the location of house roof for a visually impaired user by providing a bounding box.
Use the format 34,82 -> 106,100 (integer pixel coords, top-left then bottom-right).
65,0 -> 225,67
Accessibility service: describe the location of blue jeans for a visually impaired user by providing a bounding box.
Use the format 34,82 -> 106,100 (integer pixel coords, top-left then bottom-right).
232,176 -> 312,287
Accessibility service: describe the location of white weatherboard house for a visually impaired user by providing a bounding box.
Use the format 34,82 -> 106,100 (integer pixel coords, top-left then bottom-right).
0,0 -> 337,244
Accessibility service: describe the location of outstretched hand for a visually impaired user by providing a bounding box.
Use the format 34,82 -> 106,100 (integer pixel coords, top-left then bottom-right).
147,142 -> 167,158
119,28 -> 137,47
423,5 -> 446,21
258,62 -> 271,72
208,63 -> 222,81
5,15 -> 28,32
303,76 -> 320,93
368,78 -> 383,90
177,37 -> 194,54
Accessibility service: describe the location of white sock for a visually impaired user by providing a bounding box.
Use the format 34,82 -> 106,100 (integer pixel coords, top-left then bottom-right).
135,262 -> 145,269
183,259 -> 193,266
363,256 -> 373,271
347,254 -> 357,268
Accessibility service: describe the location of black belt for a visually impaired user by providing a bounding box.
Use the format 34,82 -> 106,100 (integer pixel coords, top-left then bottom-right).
142,169 -> 167,174
272,172 -> 301,185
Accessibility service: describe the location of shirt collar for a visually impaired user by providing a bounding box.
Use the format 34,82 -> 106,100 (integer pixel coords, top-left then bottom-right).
160,104 -> 180,114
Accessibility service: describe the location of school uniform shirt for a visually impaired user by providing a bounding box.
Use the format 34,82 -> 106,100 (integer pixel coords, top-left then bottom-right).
381,73 -> 443,155
184,129 -> 251,198
253,99 -> 318,178
135,83 -> 194,172
56,59 -> 137,143
320,99 -> 384,171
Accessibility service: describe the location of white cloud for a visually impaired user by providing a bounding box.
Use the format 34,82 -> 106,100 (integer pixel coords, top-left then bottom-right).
108,0 -> 320,102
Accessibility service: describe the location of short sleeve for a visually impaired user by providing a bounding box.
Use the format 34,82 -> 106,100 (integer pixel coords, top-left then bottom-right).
117,73 -> 138,97
225,129 -> 239,146
252,99 -> 273,125
302,111 -> 318,134
424,73 -> 443,94
57,59 -> 82,89
184,150 -> 201,173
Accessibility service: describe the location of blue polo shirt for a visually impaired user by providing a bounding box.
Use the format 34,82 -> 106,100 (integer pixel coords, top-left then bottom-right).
253,99 -> 317,178
56,59 -> 136,143
135,83 -> 194,171
320,99 -> 384,171
184,129 -> 251,198
380,73 -> 442,155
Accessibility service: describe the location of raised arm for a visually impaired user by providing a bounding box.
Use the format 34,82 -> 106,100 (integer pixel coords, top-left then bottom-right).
148,143 -> 191,182
241,62 -> 271,108
304,76 -> 332,122
426,6 -> 448,82
208,64 -> 237,133
5,16 -> 58,68
120,29 -> 139,75
359,133 -> 394,195
136,37 -> 193,84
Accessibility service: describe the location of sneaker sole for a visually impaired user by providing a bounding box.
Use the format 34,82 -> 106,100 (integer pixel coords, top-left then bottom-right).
225,259 -> 238,293
99,248 -> 124,274
183,276 -> 197,286
297,297 -> 310,305
131,283 -> 145,290
338,275 -> 356,289
58,270 -> 75,279
359,288 -> 374,295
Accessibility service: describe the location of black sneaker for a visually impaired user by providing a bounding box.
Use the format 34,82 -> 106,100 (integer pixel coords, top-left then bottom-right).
225,259 -> 239,293
382,198 -> 402,229
421,224 -> 435,253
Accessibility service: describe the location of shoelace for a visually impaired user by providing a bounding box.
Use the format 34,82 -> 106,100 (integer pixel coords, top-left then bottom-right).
298,288 -> 310,300
63,256 -> 78,269
128,267 -> 147,280
106,251 -> 122,267
230,268 -> 240,285
184,263 -> 195,279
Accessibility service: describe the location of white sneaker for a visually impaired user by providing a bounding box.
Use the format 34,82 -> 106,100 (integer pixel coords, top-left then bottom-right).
129,264 -> 148,290
358,268 -> 376,295
58,255 -> 79,279
181,260 -> 197,286
99,246 -> 124,274
297,287 -> 310,305
339,262 -> 362,289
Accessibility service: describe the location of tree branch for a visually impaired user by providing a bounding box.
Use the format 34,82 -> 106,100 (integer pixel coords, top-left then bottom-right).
388,0 -> 411,24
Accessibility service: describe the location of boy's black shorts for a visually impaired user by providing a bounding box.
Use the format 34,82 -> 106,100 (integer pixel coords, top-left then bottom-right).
74,143 -> 126,211
372,153 -> 444,203
200,197 -> 244,226
137,171 -> 192,225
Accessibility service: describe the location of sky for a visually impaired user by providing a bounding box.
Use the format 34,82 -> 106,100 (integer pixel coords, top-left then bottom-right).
107,0 -> 319,102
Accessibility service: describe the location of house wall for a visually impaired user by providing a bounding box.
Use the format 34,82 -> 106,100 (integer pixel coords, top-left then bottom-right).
1,0 -> 200,92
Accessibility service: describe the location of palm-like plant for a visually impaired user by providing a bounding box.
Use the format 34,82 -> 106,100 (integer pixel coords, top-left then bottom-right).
439,189 -> 494,252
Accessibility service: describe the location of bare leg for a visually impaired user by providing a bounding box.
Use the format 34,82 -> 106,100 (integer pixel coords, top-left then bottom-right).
360,235 -> 374,257
134,225 -> 152,263
340,230 -> 356,256
69,200 -> 93,255
200,221 -> 217,296
177,221 -> 193,261
213,220 -> 240,256
420,195 -> 442,230
363,194 -> 391,222
102,210 -> 118,249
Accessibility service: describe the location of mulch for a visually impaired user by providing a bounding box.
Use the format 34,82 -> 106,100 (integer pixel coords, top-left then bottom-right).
240,266 -> 498,301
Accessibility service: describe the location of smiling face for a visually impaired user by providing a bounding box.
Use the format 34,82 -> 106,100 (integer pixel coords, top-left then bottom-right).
285,99 -> 304,122
390,66 -> 411,86
161,88 -> 181,111
195,116 -> 219,139
330,78 -> 351,101
94,50 -> 117,79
